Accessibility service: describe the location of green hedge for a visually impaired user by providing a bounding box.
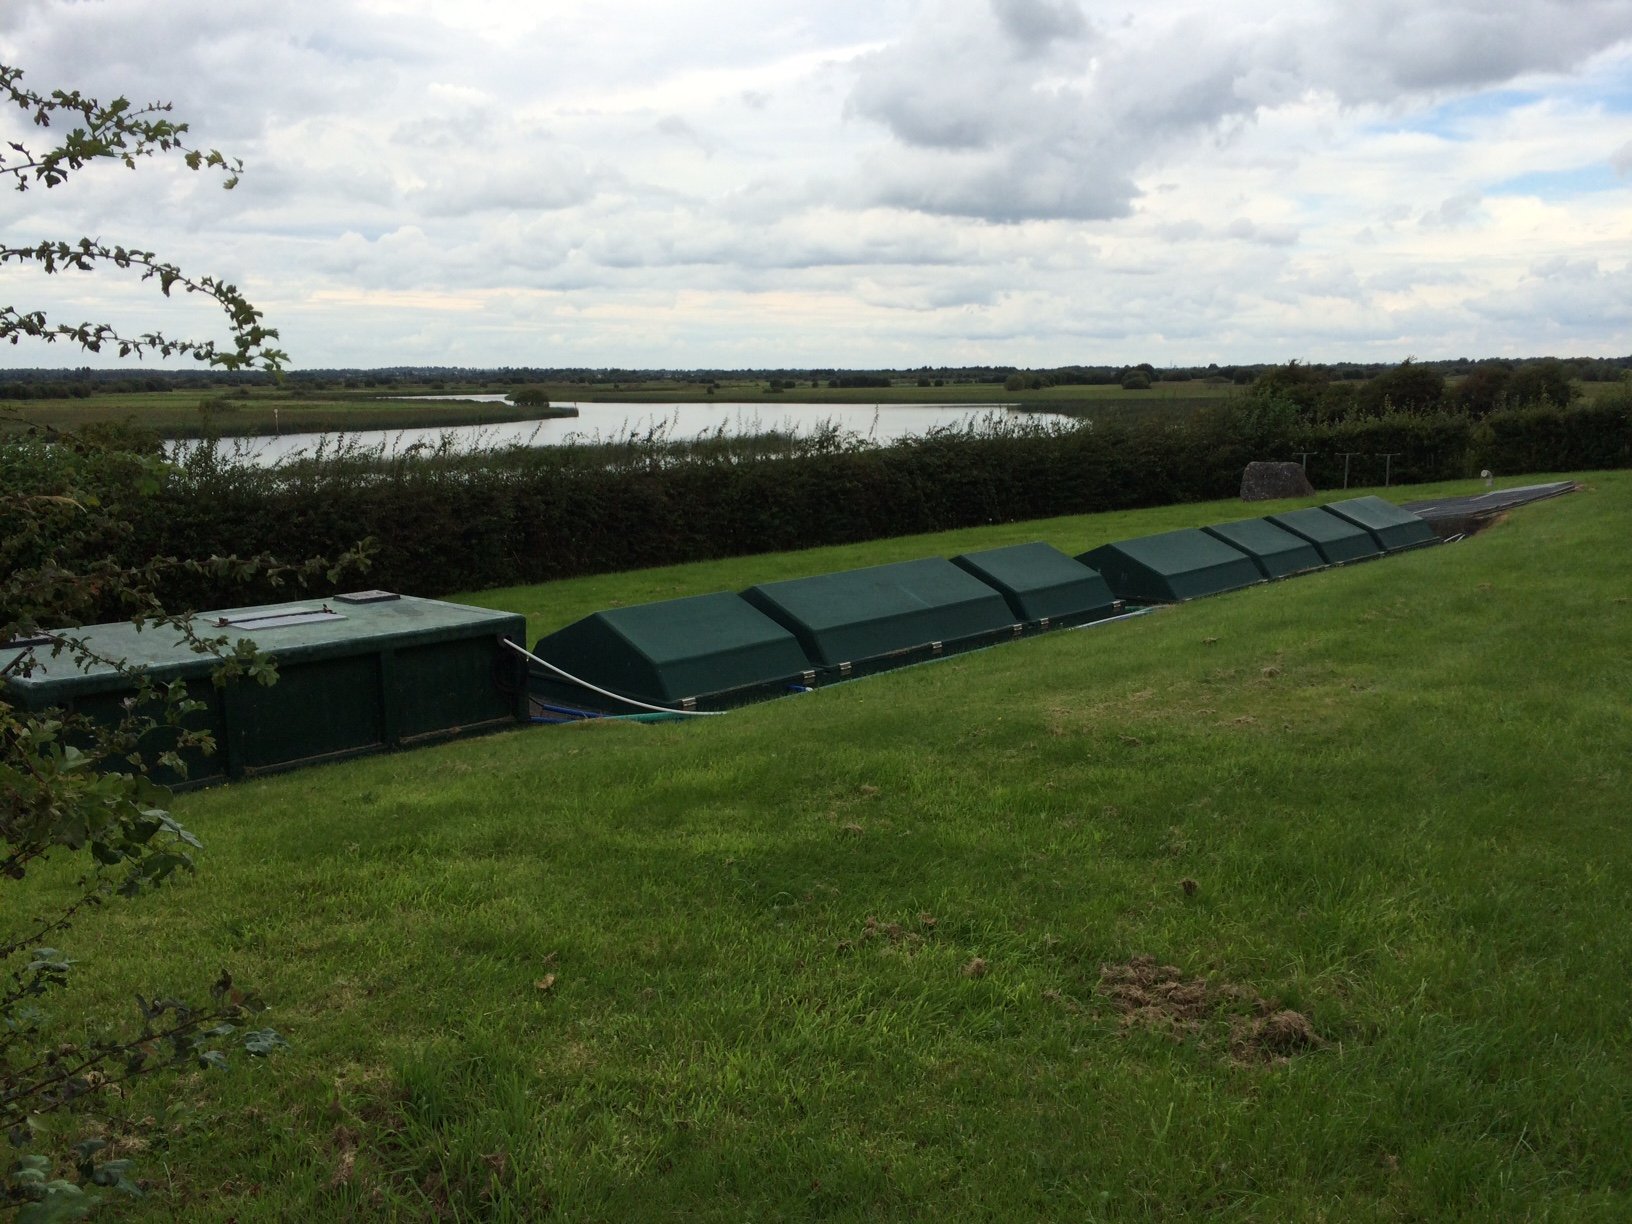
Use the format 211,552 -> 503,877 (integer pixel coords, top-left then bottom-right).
1480,399 -> 1632,474
51,393 -> 1632,610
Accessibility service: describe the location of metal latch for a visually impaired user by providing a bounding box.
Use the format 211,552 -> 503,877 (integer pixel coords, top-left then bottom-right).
212,606 -> 344,630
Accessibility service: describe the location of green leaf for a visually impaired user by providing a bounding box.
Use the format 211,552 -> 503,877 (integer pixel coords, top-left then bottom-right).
16,1184 -> 99,1224
10,1154 -> 52,1185
243,1027 -> 289,1056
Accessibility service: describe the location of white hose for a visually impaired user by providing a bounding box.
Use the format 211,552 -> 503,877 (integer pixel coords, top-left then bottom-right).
502,637 -> 725,718
1068,606 -> 1158,629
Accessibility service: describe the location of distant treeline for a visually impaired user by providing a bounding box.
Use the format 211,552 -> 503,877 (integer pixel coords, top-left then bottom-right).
2,354 -> 1629,400
13,383 -> 1626,619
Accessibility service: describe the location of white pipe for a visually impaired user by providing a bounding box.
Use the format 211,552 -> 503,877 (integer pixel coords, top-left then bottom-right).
502,637 -> 725,718
1068,606 -> 1159,629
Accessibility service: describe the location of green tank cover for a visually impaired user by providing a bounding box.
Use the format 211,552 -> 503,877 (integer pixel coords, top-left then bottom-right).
1321,496 -> 1440,552
740,557 -> 1016,666
0,594 -> 527,787
1265,507 -> 1383,565
531,592 -> 812,706
950,542 -> 1118,625
1202,518 -> 1326,580
1078,529 -> 1262,603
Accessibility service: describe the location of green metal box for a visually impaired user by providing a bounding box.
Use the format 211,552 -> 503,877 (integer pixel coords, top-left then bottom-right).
1078,529 -> 1263,603
950,542 -> 1119,626
740,557 -> 1016,669
1202,518 -> 1326,580
530,592 -> 813,711
1266,507 -> 1383,565
0,593 -> 528,787
1321,496 -> 1440,552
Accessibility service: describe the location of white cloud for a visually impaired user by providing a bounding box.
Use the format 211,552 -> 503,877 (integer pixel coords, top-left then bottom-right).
2,0 -> 1631,368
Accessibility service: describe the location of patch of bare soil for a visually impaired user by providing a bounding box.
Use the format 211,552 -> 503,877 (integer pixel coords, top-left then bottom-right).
1097,955 -> 1322,1064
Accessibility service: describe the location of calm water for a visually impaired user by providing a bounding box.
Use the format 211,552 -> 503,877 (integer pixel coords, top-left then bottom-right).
178,397 -> 1030,464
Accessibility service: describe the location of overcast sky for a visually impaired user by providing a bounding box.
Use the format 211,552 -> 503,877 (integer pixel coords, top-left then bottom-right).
3,0 -> 1630,371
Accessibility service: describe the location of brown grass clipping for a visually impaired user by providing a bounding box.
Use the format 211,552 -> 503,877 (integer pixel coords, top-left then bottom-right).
1097,955 -> 1322,1064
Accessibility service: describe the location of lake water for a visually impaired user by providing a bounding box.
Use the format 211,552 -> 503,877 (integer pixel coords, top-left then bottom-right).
188,396 -> 1033,464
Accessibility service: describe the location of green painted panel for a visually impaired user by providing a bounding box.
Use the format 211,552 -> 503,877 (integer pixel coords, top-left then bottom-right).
395,636 -> 529,740
1266,507 -> 1383,564
950,542 -> 1118,624
1322,496 -> 1440,552
0,594 -> 527,786
72,678 -> 229,788
740,558 -> 1016,666
532,592 -> 812,705
235,654 -> 385,769
1202,519 -> 1326,579
1078,529 -> 1262,603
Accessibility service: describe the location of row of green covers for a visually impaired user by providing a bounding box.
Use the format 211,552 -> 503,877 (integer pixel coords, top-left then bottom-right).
1079,495 -> 1437,602
529,544 -> 1120,712
529,496 -> 1436,713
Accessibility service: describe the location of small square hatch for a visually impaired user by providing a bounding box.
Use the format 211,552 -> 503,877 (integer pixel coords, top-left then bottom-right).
335,590 -> 401,605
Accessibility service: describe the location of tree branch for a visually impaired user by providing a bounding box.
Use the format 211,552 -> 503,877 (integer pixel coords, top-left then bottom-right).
0,239 -> 286,371
1,64 -> 242,191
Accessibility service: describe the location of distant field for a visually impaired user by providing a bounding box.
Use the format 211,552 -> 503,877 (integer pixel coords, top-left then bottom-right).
0,387 -> 569,438
1578,379 -> 1631,401
1,380 -> 1234,437
25,471 -> 1632,1220
6,375 -> 1623,438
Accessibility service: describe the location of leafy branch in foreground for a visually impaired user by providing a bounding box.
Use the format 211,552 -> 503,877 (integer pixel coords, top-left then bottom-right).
0,62 -> 284,372
2,57 -> 357,1218
2,421 -> 370,1218
0,64 -> 241,191
1,241 -> 287,371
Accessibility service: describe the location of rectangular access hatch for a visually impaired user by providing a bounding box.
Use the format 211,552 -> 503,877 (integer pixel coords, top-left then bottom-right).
530,592 -> 813,710
1320,496 -> 1440,552
1202,519 -> 1326,580
1265,507 -> 1383,565
951,542 -> 1119,626
1078,528 -> 1263,603
740,557 -> 1016,669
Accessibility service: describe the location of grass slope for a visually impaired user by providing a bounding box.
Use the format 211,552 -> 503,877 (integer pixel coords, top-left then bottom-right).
31,475 -> 1632,1221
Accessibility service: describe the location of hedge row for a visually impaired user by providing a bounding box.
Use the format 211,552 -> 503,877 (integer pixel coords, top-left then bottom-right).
80,395 -> 1632,609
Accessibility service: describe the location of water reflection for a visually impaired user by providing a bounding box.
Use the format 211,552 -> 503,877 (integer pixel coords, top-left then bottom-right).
176,397 -> 1031,465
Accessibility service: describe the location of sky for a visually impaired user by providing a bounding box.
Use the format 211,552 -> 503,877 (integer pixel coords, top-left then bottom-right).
2,0 -> 1631,371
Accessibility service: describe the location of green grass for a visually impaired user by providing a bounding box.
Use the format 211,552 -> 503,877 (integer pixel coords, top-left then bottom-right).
25,472 -> 1632,1220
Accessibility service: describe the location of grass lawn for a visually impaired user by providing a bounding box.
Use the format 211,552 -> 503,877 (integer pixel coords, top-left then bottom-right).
23,473 -> 1632,1220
